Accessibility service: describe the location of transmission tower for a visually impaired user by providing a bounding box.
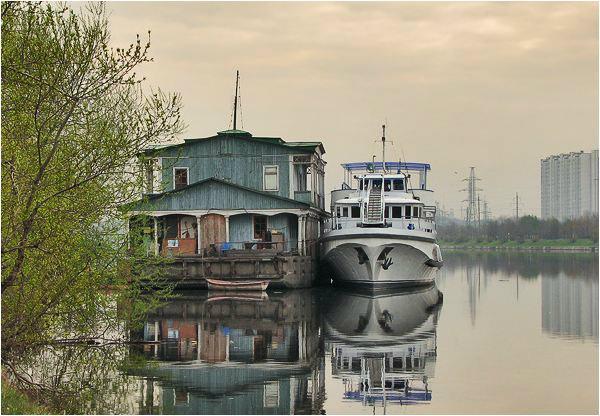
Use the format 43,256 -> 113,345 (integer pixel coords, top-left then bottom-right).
460,167 -> 482,224
482,198 -> 492,221
513,192 -> 520,219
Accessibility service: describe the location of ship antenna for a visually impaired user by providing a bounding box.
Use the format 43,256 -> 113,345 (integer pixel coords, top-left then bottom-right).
233,70 -> 239,130
382,124 -> 386,174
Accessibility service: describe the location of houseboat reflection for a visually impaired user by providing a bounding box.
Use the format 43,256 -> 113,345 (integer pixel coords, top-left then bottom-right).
129,290 -> 325,414
323,284 -> 443,410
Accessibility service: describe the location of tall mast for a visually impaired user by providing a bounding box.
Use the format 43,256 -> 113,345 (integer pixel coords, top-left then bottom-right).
233,70 -> 239,130
382,124 -> 386,174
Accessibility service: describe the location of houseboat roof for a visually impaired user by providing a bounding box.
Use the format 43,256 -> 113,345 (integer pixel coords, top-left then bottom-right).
141,129 -> 325,155
125,176 -> 312,212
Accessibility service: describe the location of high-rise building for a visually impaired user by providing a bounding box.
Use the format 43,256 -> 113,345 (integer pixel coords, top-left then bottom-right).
540,150 -> 599,220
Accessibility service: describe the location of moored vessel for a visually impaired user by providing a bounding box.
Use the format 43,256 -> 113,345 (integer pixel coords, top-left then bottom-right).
321,126 -> 443,288
206,278 -> 270,291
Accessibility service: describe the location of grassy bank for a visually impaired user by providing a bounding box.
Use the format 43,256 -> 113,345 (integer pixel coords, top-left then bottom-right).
1,380 -> 46,415
439,238 -> 598,250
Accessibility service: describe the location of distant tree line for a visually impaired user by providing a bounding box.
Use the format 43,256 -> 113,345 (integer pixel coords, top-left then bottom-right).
438,215 -> 599,243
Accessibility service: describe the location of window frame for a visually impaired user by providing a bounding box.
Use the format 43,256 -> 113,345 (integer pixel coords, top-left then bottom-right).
263,165 -> 279,192
384,179 -> 392,192
173,167 -> 189,190
393,179 -> 404,191
253,215 -> 268,240
391,206 -> 403,219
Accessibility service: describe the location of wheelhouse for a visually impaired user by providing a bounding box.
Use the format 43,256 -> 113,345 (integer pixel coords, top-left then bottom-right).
329,162 -> 437,234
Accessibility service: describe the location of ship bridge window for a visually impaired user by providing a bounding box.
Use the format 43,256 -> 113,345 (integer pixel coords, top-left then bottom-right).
384,179 -> 392,192
351,206 -> 360,218
336,206 -> 349,217
391,206 -> 402,218
359,179 -> 364,190
393,180 -> 404,191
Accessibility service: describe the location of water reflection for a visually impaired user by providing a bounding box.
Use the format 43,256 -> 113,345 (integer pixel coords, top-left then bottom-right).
542,272 -> 599,340
323,285 -> 443,410
8,252 -> 596,414
129,290 -> 325,414
442,251 -> 598,279
442,251 -> 599,338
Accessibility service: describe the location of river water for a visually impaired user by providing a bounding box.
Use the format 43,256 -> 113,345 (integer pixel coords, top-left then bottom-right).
36,251 -> 600,414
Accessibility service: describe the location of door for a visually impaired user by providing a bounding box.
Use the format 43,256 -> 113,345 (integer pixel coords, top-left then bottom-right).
200,214 -> 227,253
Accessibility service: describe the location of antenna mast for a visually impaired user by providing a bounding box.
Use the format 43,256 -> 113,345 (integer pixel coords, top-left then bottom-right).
382,124 -> 386,173
233,70 -> 239,130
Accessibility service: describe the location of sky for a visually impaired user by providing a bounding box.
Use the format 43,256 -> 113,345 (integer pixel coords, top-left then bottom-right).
106,1 -> 598,218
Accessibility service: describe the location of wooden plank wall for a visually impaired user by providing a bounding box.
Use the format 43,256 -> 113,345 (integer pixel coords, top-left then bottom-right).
159,136 -> 312,199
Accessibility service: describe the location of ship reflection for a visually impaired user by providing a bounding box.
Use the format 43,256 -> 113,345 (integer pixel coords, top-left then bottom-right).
323,284 -> 443,410
129,290 -> 325,415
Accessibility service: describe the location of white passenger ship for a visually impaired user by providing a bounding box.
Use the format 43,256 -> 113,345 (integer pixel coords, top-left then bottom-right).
321,127 -> 442,287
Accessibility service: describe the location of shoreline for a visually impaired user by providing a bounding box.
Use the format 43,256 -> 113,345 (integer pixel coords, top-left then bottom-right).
440,245 -> 597,253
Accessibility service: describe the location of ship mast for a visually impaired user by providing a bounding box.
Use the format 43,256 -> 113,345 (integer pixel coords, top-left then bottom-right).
233,70 -> 239,130
381,124 -> 386,174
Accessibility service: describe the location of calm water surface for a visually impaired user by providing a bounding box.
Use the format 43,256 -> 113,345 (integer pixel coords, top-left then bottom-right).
116,252 -> 598,414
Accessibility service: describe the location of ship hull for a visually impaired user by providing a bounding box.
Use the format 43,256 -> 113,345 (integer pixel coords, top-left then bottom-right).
321,233 -> 443,287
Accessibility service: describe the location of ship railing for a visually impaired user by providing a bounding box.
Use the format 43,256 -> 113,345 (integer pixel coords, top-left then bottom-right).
327,216 -> 436,233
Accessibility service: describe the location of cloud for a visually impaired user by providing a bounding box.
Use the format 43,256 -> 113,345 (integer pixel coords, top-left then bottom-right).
107,2 -> 598,217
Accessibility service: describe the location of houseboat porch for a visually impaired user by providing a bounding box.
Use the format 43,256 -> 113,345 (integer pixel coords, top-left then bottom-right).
128,206 -> 323,288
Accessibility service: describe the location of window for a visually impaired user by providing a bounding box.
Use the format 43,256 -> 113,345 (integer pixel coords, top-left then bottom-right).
174,167 -> 189,190
342,207 -> 349,217
384,206 -> 389,218
336,207 -> 341,218
384,179 -> 392,192
254,215 -> 268,240
393,180 -> 404,191
263,165 -> 279,191
392,206 -> 402,218
405,206 -> 411,219
414,206 -> 420,217
351,206 -> 360,218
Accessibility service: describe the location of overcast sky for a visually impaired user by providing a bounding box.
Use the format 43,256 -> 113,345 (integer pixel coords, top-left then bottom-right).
107,1 -> 598,218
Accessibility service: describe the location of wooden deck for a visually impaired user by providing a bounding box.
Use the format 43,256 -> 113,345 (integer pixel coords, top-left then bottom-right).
146,252 -> 317,289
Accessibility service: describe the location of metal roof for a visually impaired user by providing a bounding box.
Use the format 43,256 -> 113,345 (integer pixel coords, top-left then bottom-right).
341,162 -> 431,172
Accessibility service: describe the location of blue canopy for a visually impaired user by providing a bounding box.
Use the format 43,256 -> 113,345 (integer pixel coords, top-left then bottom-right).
344,390 -> 432,402
341,162 -> 430,172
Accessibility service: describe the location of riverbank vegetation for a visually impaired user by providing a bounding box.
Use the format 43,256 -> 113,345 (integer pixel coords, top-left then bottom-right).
438,215 -> 598,246
1,2 -> 183,409
1,377 -> 47,414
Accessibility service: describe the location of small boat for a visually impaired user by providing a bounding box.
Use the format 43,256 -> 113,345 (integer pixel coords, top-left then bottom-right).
206,278 -> 270,291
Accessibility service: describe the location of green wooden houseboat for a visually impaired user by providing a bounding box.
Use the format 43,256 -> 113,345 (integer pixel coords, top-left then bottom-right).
126,128 -> 327,288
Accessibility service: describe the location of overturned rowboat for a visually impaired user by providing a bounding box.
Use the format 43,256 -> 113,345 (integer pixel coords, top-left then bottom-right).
206,278 -> 270,291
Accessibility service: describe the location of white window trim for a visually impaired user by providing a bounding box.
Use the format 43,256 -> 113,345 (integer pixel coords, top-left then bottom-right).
263,165 -> 279,192
173,166 -> 189,189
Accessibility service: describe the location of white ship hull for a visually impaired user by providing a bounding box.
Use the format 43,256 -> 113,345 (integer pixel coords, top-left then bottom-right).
321,229 -> 443,287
